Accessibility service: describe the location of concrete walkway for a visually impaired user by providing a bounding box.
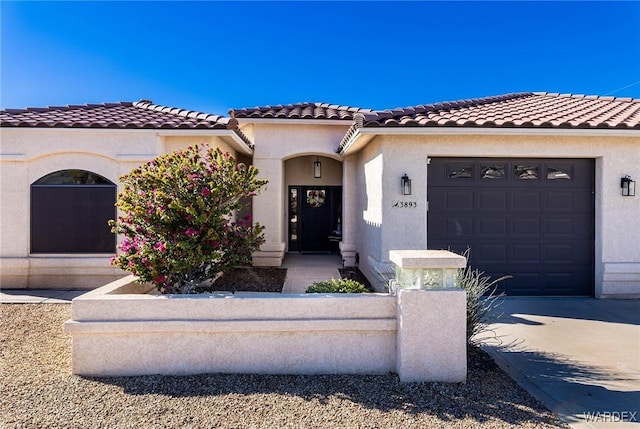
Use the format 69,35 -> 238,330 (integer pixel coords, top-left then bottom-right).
281,253 -> 342,293
483,297 -> 640,429
0,289 -> 89,303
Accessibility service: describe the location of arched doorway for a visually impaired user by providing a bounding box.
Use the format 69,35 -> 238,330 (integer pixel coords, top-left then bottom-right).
284,156 -> 342,253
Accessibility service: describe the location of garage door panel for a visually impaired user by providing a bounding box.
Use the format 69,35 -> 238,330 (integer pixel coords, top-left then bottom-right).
512,244 -> 541,263
478,191 -> 508,210
511,218 -> 541,236
545,215 -> 592,239
478,217 -> 507,237
545,191 -> 574,211
428,157 -> 594,296
477,244 -> 508,263
545,242 -> 592,265
545,244 -> 574,264
545,218 -> 574,236
445,191 -> 474,211
511,192 -> 541,211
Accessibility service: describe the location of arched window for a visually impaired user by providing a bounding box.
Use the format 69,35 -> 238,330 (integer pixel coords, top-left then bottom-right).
31,170 -> 116,253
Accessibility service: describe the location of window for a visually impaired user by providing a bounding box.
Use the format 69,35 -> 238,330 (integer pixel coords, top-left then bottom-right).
31,170 -> 116,253
514,165 -> 539,180
447,164 -> 473,179
547,166 -> 572,180
481,164 -> 506,179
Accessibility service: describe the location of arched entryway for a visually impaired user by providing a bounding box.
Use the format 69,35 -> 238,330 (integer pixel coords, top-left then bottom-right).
284,155 -> 342,253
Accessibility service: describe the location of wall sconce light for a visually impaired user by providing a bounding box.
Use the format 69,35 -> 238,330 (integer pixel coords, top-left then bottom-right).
621,175 -> 636,196
314,157 -> 322,179
401,174 -> 411,195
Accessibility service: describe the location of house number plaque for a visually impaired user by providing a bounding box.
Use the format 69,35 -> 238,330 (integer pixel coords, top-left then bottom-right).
393,201 -> 418,208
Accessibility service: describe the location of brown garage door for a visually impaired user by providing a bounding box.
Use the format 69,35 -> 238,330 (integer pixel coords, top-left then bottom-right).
427,158 -> 594,296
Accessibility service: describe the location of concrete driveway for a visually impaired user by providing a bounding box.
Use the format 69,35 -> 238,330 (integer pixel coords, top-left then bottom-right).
483,297 -> 640,429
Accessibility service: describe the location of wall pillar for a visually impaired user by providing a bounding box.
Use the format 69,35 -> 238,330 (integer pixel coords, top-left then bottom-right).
252,158 -> 285,266
391,250 -> 467,383
340,157 -> 358,266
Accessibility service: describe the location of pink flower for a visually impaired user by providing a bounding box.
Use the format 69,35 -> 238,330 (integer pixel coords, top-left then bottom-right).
153,242 -> 166,253
185,227 -> 198,237
201,187 -> 211,197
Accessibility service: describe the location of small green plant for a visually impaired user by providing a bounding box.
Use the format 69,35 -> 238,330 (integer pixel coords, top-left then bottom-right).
457,250 -> 510,345
306,278 -> 369,293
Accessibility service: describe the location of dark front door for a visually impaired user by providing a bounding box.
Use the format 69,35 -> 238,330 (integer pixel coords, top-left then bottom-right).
427,158 -> 595,296
288,186 -> 341,252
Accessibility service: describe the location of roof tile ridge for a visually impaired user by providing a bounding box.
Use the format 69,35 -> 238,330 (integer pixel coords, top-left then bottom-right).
1,101 -> 134,114
393,92 -> 537,116
133,99 -> 226,124
536,92 -> 639,103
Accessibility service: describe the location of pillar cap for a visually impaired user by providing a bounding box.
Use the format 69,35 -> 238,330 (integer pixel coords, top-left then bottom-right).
389,250 -> 467,269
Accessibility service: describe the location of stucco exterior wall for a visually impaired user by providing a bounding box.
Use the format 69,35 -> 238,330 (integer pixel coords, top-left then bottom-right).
351,131 -> 640,297
246,122 -> 350,265
0,129 -> 239,288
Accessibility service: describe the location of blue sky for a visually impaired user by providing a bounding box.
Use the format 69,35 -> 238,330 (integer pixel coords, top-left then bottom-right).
2,1 -> 639,115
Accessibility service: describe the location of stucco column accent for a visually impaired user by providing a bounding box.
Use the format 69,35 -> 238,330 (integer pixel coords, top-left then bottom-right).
252,158 -> 285,266
339,157 -> 358,266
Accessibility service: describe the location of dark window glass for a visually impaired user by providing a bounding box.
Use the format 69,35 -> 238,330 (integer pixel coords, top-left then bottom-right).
33,170 -> 112,186
447,164 -> 473,179
481,165 -> 506,179
514,165 -> 539,180
289,188 -> 298,242
31,170 -> 116,253
547,167 -> 572,180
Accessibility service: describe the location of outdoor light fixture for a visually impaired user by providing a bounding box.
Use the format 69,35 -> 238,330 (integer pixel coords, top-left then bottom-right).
401,174 -> 412,195
314,157 -> 322,178
621,175 -> 636,196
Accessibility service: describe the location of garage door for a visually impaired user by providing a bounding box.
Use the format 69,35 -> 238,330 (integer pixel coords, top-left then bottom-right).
427,158 -> 594,296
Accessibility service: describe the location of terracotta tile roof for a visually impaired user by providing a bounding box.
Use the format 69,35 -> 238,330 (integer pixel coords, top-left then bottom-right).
339,92 -> 640,152
229,102 -> 374,120
356,92 -> 640,129
1,100 -> 254,149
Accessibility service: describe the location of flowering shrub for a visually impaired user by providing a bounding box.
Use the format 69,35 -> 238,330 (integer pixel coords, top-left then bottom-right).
109,145 -> 267,294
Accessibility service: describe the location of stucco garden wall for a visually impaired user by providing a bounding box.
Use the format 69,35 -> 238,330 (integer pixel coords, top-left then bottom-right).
64,273 -> 466,382
0,129 -> 240,288
351,131 -> 640,297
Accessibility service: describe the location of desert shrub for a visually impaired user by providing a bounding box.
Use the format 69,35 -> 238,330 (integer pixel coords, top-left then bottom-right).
306,278 -> 369,293
457,252 -> 509,345
109,145 -> 267,294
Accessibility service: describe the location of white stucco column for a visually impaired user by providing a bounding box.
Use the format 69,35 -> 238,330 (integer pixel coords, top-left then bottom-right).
252,158 -> 286,266
339,157 -> 358,266
391,250 -> 467,382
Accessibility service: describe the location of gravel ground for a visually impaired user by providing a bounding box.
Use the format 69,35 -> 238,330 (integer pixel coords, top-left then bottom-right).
1,304 -> 566,428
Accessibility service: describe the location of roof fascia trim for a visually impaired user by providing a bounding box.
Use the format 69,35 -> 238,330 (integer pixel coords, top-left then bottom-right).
340,126 -> 639,155
356,127 -> 640,137
235,118 -> 354,126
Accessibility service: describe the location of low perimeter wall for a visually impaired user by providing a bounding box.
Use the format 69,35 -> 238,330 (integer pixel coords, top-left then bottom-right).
64,275 -> 466,382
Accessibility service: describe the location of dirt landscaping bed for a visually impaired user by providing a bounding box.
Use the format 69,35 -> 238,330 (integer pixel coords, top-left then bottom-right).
211,266 -> 372,293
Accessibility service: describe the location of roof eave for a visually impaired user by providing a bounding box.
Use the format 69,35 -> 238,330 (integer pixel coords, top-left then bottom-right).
156,129 -> 253,155
339,126 -> 639,155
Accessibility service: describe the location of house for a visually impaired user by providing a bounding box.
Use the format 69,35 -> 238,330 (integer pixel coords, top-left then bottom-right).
1,92 -> 638,297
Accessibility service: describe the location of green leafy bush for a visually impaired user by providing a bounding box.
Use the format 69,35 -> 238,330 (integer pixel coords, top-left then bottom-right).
306,278 -> 369,293
109,145 -> 267,294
